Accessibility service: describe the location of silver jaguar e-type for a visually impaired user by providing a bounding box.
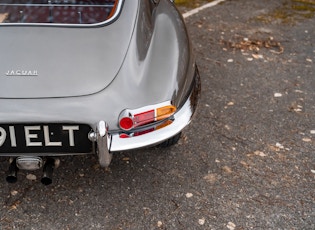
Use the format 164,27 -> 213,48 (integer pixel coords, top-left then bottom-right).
0,0 -> 200,184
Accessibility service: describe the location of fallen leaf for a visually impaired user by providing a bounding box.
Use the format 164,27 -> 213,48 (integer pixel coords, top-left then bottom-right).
157,221 -> 163,228
227,221 -> 236,230
203,173 -> 217,184
222,166 -> 232,174
276,142 -> 284,149
11,190 -> 18,196
252,54 -> 263,59
302,138 -> 311,142
9,201 -> 21,211
269,143 -> 285,152
26,174 -> 37,181
93,164 -> 101,170
240,161 -> 250,169
274,93 -> 282,97
198,218 -> 205,225
254,150 -> 267,157
185,193 -> 193,198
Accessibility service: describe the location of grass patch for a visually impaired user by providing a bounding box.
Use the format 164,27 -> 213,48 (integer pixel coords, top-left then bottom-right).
255,0 -> 315,24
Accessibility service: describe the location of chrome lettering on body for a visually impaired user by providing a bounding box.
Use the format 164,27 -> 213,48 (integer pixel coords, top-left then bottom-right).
5,70 -> 38,76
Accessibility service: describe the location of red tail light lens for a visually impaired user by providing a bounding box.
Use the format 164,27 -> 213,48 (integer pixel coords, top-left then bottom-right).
134,110 -> 155,127
118,102 -> 177,131
119,117 -> 133,130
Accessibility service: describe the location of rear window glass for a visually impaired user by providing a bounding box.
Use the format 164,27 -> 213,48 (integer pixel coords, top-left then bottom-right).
0,0 -> 120,25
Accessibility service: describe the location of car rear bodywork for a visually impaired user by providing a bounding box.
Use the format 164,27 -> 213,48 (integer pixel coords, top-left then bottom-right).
0,0 -> 200,184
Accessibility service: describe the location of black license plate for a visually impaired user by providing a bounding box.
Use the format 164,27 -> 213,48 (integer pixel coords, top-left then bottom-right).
0,124 -> 92,154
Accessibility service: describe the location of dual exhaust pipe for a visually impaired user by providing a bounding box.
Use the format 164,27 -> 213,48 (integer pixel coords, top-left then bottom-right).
6,157 -> 58,185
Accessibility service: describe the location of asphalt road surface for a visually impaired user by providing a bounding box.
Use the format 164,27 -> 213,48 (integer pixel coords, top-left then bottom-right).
1,0 -> 314,229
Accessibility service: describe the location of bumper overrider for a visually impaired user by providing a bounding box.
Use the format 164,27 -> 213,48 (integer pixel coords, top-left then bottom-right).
90,68 -> 201,167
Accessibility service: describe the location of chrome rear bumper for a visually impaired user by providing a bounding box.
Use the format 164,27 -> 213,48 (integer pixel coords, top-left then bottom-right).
92,70 -> 200,167
110,94 -> 193,151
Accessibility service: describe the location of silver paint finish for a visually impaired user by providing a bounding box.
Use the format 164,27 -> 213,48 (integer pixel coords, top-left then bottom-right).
0,0 -> 200,158
0,0 -> 135,98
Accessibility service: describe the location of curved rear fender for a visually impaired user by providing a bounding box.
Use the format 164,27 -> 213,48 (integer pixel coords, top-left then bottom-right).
143,0 -> 196,108
110,0 -> 196,109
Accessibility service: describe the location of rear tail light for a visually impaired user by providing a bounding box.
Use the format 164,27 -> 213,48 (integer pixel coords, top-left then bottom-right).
156,105 -> 177,121
119,117 -> 134,131
118,102 -> 176,131
119,121 -> 172,139
134,110 -> 155,126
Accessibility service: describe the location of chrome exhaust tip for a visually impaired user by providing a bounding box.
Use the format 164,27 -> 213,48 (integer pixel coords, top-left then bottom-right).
41,158 -> 57,186
5,157 -> 60,185
6,158 -> 18,183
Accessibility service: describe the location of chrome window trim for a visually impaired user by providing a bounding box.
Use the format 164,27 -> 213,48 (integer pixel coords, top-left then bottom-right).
0,4 -> 113,7
0,0 -> 124,27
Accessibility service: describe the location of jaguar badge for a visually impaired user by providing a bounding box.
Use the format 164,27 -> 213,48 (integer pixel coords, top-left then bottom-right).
5,70 -> 38,76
